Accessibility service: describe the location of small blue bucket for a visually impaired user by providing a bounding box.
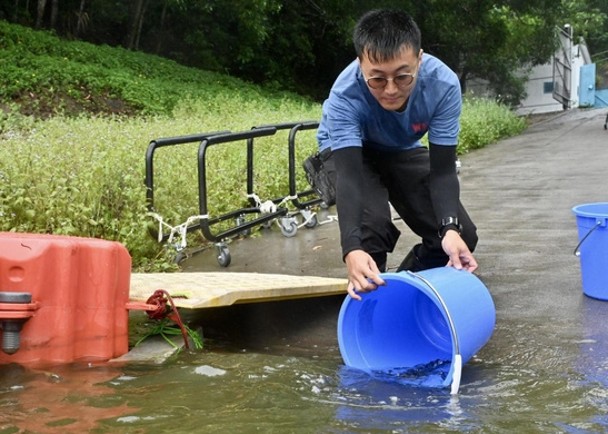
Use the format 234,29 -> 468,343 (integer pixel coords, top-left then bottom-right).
337,267 -> 495,394
572,202 -> 608,300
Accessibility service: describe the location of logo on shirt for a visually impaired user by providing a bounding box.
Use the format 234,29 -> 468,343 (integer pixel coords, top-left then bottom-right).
411,122 -> 428,133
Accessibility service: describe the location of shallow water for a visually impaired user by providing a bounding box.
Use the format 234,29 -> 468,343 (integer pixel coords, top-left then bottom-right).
1,295 -> 607,433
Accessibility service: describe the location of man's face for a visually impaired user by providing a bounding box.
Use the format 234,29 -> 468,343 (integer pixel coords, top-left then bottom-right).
359,46 -> 422,111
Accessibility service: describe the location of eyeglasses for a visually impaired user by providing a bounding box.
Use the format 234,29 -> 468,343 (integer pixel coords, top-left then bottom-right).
365,72 -> 417,90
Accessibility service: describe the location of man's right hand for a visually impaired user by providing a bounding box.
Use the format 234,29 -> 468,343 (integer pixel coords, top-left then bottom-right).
344,250 -> 385,301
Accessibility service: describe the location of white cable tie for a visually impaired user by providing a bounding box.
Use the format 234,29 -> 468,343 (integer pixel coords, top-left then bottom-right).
153,216 -> 164,242
260,200 -> 277,214
179,222 -> 188,249
167,226 -> 177,245
158,214 -> 209,250
148,212 -> 172,243
248,193 -> 277,214
157,221 -> 164,242
185,214 -> 209,225
247,193 -> 262,208
276,194 -> 297,209
318,214 -> 338,225
180,214 -> 209,249
297,211 -> 317,228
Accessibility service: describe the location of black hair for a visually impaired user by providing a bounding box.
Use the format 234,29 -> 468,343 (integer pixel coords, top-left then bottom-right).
353,9 -> 421,63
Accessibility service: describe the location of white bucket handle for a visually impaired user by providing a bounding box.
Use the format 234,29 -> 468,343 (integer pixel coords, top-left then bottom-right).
406,271 -> 462,395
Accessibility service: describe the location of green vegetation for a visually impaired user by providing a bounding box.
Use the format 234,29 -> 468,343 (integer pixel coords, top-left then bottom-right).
0,22 -> 526,271
458,98 -> 527,152
134,318 -> 204,350
0,20 -> 303,117
7,0 -> 608,105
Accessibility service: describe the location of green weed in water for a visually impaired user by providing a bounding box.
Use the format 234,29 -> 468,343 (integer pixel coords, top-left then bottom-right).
135,317 -> 204,350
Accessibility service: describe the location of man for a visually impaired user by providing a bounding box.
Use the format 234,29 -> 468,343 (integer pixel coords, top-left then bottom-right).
316,9 -> 478,300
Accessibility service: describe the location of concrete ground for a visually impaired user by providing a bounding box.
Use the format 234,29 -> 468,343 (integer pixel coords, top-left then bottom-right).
181,107 -> 608,366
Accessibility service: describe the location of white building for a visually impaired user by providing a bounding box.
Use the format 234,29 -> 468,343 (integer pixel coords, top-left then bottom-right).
467,25 -> 597,115
515,25 -> 592,115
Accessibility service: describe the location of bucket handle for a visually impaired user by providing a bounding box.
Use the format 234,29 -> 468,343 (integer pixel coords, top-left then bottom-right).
573,220 -> 602,257
406,271 -> 462,395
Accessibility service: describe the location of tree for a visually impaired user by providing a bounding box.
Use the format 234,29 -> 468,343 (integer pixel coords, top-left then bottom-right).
73,0 -> 88,37
125,0 -> 149,50
34,0 -> 59,29
561,0 -> 608,53
3,0 -> 606,105
233,0 -> 358,98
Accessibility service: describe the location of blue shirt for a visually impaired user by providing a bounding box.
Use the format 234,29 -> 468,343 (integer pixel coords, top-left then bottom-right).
318,53 -> 461,152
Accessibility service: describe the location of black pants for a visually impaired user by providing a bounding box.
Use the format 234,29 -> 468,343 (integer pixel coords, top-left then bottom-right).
327,147 -> 477,271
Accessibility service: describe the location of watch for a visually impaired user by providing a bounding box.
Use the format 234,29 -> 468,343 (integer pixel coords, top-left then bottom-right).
439,216 -> 461,238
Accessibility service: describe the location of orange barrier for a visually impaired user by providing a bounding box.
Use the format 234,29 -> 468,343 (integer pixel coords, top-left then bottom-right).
0,232 -> 131,365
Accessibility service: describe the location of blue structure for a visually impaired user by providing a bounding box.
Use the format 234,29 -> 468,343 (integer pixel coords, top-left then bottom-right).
579,63 -> 608,108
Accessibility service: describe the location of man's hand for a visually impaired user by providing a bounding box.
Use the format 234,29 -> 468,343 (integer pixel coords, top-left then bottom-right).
344,250 -> 386,300
441,230 -> 478,272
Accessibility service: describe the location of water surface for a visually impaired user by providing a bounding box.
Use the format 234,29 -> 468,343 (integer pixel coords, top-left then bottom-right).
1,295 -> 607,433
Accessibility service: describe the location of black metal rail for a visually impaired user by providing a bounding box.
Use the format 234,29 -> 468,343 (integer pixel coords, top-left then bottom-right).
287,120 -> 322,209
145,121 -> 323,267
145,130 -> 230,242
197,127 -> 285,245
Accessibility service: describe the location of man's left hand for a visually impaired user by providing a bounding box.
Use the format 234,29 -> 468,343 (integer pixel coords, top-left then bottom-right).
441,230 -> 478,272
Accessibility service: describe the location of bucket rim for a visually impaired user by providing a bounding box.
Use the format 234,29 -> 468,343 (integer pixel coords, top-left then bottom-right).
572,202 -> 608,218
337,270 -> 460,391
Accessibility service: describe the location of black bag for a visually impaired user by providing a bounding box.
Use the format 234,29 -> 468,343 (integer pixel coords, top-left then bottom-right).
302,150 -> 336,206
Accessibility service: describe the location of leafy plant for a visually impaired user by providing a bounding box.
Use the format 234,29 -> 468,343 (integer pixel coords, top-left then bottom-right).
134,318 -> 203,350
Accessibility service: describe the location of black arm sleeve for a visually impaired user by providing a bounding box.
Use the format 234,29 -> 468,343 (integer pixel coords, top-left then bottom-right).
428,143 -> 460,226
332,147 -> 365,258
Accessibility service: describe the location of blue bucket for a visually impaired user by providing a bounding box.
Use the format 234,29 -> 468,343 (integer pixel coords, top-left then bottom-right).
337,267 -> 495,394
572,202 -> 608,300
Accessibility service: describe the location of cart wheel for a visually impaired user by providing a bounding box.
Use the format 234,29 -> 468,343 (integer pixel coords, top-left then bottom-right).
280,221 -> 298,238
304,214 -> 318,228
320,201 -> 329,209
217,246 -> 231,267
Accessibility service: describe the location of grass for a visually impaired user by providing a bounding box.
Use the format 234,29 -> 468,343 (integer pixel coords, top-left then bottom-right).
0,21 -> 527,271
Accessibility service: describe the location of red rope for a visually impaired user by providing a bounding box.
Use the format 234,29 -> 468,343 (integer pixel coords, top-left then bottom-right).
145,289 -> 190,350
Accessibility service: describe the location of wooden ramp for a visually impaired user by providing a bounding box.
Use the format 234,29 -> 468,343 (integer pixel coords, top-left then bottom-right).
129,272 -> 348,309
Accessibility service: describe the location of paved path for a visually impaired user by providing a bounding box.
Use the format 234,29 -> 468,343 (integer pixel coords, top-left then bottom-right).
463,109 -> 607,320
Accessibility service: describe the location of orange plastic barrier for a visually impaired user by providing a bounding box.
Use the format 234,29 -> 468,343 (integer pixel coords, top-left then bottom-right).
0,232 -> 131,365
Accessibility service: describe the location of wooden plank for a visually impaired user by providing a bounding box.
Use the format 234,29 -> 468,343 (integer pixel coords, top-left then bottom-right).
129,272 -> 348,309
